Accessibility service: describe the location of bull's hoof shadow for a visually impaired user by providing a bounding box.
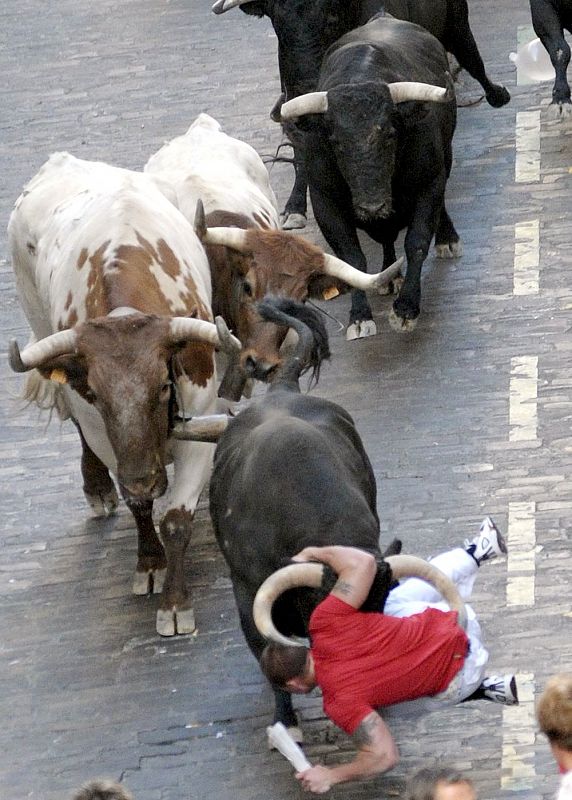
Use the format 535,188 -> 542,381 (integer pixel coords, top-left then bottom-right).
486,85 -> 511,108
156,607 -> 196,637
268,725 -> 303,749
435,240 -> 463,259
388,308 -> 419,332
546,101 -> 572,120
85,485 -> 119,517
346,319 -> 377,340
281,212 -> 307,230
133,567 -> 166,596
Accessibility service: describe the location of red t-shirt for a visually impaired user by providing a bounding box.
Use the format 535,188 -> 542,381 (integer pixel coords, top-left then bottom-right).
309,595 -> 468,734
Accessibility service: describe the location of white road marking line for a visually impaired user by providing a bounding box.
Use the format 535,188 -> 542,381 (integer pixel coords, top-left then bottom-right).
501,673 -> 536,790
515,111 -> 541,183
509,356 -> 539,442
507,502 -> 536,607
514,220 -> 540,295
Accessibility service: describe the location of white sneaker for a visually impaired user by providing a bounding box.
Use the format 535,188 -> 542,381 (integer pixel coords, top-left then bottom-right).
464,517 -> 507,565
481,674 -> 519,705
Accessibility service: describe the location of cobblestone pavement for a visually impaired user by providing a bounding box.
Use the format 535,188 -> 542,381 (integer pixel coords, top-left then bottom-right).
1,1 -> 571,799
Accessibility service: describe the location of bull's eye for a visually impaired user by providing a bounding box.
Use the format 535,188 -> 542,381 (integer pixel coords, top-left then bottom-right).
84,388 -> 96,404
159,381 -> 172,402
243,280 -> 253,298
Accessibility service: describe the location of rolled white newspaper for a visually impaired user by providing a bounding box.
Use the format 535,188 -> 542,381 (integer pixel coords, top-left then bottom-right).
266,722 -> 312,772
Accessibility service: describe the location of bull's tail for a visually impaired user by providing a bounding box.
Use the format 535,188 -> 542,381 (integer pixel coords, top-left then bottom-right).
256,296 -> 330,390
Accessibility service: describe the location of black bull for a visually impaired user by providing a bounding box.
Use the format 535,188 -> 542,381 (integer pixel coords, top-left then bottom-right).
209,322 -> 396,732
213,0 -> 510,227
283,16 -> 459,334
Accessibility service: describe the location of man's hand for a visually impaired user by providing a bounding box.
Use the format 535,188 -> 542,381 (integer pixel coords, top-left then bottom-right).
296,765 -> 334,794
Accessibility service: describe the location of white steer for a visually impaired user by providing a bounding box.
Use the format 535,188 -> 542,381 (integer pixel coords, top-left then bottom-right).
8,151 -> 239,636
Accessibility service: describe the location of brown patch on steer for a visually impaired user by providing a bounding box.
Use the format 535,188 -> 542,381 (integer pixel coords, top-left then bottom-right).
78,235 -> 214,389
76,248 -> 88,270
85,241 -> 112,317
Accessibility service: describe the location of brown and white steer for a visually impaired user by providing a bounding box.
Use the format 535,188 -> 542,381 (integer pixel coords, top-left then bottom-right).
8,151 -> 240,636
144,114 -> 402,398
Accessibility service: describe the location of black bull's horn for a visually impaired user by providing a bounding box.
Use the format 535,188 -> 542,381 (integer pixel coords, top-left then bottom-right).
253,555 -> 468,647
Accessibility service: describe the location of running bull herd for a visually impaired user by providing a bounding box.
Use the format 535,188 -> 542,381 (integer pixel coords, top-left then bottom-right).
5,0 -> 565,786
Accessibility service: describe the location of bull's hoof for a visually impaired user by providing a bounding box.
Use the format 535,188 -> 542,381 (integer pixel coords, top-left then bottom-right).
132,567 -> 166,595
281,212 -> 307,230
156,607 -> 196,637
85,486 -> 119,518
346,319 -> 377,340
435,240 -> 463,259
268,725 -> 303,749
547,101 -> 572,120
388,308 -> 419,332
486,85 -> 511,108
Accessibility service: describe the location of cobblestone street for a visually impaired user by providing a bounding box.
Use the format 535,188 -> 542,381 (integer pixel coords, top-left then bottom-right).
1,1 -> 572,798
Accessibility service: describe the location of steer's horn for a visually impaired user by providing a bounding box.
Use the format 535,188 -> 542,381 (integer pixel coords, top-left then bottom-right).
387,81 -> 449,104
253,554 -> 468,646
200,226 -> 251,252
280,92 -> 329,120
323,254 -> 404,293
171,414 -> 230,442
169,316 -> 241,354
8,329 -> 78,373
212,0 -> 251,13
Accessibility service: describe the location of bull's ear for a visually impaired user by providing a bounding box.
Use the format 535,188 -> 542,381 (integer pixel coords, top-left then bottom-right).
307,274 -> 347,301
37,355 -> 88,393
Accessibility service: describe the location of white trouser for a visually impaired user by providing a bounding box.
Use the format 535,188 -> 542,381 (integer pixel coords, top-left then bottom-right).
383,548 -> 489,713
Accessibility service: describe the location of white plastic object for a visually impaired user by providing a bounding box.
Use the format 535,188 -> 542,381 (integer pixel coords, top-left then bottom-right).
266,722 -> 312,771
509,38 -> 555,82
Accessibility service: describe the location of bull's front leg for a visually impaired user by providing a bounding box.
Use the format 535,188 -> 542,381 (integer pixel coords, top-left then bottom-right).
74,422 -> 119,517
155,440 -> 215,636
308,168 -> 375,341
232,579 -> 302,743
389,184 -> 448,332
281,142 -> 308,231
127,498 -> 167,596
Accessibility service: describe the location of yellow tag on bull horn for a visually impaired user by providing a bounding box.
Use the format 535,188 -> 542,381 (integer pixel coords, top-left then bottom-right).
322,286 -> 340,300
49,368 -> 68,384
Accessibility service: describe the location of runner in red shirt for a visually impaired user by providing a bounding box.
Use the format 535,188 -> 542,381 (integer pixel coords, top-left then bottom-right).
260,519 -> 518,794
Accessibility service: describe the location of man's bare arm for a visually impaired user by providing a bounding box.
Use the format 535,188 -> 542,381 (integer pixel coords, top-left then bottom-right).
291,545 -> 377,609
295,711 -> 398,793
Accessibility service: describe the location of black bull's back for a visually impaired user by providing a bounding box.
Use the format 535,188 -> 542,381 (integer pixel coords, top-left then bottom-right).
321,16 -> 452,91
209,389 -> 390,642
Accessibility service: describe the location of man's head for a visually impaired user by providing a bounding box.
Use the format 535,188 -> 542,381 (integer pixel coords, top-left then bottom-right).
259,643 -> 316,694
537,673 -> 572,768
405,767 -> 476,800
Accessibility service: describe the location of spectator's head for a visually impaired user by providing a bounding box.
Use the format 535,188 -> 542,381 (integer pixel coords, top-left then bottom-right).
72,780 -> 133,800
405,766 -> 476,800
259,643 -> 316,693
537,673 -> 572,772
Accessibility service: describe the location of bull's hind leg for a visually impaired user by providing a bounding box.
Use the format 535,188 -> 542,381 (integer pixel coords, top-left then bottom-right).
75,424 -> 119,517
444,8 -> 510,107
127,499 -> 167,597
435,206 -> 463,259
